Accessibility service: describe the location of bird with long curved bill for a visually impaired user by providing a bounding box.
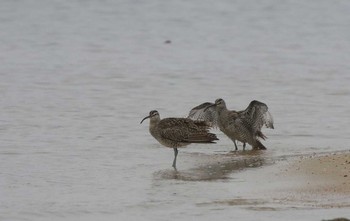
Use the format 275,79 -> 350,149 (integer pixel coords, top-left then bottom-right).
140,110 -> 219,169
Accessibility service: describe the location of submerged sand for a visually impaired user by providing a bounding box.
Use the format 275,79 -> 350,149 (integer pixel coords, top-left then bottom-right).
182,150 -> 350,210
157,150 -> 350,211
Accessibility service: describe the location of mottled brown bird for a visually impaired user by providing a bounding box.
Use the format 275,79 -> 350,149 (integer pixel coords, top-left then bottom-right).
188,98 -> 274,150
140,110 -> 218,169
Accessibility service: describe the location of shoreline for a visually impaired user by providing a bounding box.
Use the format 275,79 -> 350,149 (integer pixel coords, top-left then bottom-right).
159,149 -> 350,209
266,150 -> 350,208
286,151 -> 350,195
203,150 -> 350,210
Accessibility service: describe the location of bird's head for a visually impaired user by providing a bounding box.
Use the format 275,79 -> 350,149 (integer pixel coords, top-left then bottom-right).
140,110 -> 160,124
214,98 -> 226,108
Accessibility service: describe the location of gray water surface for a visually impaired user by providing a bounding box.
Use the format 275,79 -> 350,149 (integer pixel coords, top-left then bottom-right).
1,0 -> 350,220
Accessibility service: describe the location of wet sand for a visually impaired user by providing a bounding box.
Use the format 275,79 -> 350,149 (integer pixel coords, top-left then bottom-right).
189,150 -> 350,211
271,151 -> 350,208
285,152 -> 350,195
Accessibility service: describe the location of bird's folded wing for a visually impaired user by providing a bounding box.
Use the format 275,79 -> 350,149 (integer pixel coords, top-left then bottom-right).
160,126 -> 187,142
158,118 -> 199,142
160,126 -> 217,143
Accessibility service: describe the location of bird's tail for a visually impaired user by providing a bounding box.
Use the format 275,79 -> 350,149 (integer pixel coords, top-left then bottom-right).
253,140 -> 267,150
256,131 -> 267,140
186,133 -> 219,143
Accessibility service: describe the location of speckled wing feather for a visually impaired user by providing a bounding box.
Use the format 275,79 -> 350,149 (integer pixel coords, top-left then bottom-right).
187,102 -> 219,128
158,118 -> 217,143
239,100 -> 274,132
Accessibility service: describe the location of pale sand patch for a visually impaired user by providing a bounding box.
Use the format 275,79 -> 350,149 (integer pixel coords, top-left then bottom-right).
273,151 -> 350,208
161,150 -> 350,209
286,152 -> 350,194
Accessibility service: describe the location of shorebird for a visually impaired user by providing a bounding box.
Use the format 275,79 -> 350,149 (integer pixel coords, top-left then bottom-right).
188,98 -> 274,150
140,110 -> 219,169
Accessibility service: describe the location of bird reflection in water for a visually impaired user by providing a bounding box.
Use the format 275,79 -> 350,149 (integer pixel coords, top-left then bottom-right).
154,151 -> 269,181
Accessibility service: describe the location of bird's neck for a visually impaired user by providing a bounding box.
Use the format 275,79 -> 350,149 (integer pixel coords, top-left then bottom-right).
217,107 -> 231,128
149,117 -> 160,137
217,106 -> 228,116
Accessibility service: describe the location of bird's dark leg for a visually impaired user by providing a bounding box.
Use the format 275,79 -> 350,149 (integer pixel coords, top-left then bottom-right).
243,143 -> 246,151
233,140 -> 238,151
172,148 -> 178,169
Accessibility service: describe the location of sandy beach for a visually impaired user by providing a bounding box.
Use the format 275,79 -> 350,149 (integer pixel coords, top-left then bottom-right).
197,150 -> 350,213
286,152 -> 350,195
269,151 -> 350,209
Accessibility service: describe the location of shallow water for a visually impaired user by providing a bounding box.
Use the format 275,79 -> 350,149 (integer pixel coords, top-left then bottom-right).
1,0 -> 350,220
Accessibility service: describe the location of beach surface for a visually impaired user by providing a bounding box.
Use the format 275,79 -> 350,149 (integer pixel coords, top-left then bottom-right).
278,151 -> 350,208
228,151 -> 350,210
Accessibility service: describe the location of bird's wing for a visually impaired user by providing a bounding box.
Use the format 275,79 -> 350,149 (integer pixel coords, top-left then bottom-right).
158,118 -> 189,142
263,110 -> 274,129
158,118 -> 216,143
240,100 -> 274,131
187,102 -> 219,128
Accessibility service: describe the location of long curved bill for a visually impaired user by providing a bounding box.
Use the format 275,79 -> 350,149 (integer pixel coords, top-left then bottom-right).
140,115 -> 150,124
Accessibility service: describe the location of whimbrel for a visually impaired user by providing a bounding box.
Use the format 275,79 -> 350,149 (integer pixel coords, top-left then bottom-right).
140,110 -> 218,169
188,98 -> 274,150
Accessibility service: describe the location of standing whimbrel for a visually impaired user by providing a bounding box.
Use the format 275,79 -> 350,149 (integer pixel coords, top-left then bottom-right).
140,110 -> 218,169
188,99 -> 274,150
